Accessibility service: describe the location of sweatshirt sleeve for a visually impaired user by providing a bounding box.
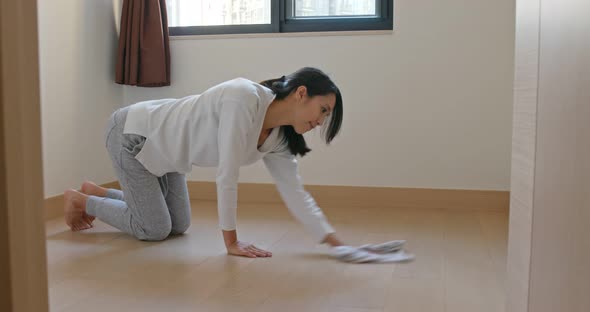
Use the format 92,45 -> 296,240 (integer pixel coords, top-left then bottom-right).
216,84 -> 259,231
262,147 -> 335,242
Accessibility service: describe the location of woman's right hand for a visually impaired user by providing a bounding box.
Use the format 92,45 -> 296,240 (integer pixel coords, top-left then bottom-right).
226,240 -> 272,258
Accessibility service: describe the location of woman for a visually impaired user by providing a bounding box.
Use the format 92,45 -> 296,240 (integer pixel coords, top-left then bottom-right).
64,67 -> 357,258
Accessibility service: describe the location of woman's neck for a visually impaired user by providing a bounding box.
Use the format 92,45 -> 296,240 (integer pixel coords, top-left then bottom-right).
262,98 -> 295,131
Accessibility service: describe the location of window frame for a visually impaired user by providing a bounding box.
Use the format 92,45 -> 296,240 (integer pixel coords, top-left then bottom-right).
168,0 -> 393,36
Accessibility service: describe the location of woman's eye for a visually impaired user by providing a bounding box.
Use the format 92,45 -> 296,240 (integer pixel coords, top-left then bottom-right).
321,107 -> 327,113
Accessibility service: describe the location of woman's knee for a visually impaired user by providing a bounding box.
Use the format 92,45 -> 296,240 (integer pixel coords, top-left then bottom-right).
170,218 -> 191,235
132,219 -> 172,241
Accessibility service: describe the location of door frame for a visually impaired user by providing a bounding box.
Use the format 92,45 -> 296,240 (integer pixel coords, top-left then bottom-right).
0,0 -> 49,310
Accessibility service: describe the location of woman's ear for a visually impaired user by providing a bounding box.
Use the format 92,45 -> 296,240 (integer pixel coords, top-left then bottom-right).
296,86 -> 307,99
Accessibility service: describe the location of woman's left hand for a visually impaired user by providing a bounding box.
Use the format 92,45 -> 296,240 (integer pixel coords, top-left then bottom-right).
226,240 -> 273,258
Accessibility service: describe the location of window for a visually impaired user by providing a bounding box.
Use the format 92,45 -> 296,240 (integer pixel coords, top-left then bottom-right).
167,0 -> 393,36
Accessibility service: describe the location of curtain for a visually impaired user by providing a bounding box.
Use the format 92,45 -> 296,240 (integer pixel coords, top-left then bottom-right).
116,0 -> 170,87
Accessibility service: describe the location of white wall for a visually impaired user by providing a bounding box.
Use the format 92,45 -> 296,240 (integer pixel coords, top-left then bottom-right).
37,0 -> 515,195
38,0 -> 123,197
124,0 -> 515,191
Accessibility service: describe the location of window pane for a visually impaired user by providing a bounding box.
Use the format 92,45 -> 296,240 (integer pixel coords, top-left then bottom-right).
167,0 -> 271,27
293,0 -> 377,17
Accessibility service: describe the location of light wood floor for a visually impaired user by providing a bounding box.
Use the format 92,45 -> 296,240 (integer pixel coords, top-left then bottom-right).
45,200 -> 508,312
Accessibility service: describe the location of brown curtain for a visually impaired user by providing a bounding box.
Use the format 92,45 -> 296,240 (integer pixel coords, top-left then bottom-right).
116,0 -> 171,87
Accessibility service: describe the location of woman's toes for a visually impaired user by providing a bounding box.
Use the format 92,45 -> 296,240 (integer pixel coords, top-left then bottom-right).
71,221 -> 89,232
83,214 -> 95,225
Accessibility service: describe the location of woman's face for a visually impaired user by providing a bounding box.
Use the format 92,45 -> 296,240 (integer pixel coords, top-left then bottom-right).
292,86 -> 336,134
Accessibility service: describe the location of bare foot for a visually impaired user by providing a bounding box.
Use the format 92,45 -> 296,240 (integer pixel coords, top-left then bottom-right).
78,181 -> 105,225
64,189 -> 93,231
80,181 -> 108,197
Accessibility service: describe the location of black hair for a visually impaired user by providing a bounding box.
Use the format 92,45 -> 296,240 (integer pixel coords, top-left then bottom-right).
259,67 -> 343,157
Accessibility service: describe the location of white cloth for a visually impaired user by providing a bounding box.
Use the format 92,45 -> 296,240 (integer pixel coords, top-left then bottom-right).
359,240 -> 406,254
332,246 -> 414,263
122,78 -> 335,241
331,240 -> 414,263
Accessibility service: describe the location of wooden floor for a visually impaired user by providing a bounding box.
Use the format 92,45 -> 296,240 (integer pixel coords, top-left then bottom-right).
45,200 -> 508,312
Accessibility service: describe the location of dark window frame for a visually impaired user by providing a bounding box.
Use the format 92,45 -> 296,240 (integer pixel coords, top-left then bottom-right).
168,0 -> 393,36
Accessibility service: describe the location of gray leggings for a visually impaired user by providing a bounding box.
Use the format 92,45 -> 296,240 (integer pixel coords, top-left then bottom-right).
86,107 -> 191,241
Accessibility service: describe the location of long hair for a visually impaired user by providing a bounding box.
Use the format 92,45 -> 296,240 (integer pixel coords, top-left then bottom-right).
260,67 -> 343,157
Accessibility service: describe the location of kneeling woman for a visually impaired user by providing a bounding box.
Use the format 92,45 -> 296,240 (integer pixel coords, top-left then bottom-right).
64,67 -> 345,258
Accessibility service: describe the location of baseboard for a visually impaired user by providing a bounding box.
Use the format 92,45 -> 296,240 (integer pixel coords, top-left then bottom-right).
186,181 -> 509,211
45,181 -> 509,220
44,181 -> 120,220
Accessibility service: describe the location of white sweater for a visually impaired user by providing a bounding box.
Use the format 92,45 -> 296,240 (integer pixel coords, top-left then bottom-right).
123,78 -> 334,241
